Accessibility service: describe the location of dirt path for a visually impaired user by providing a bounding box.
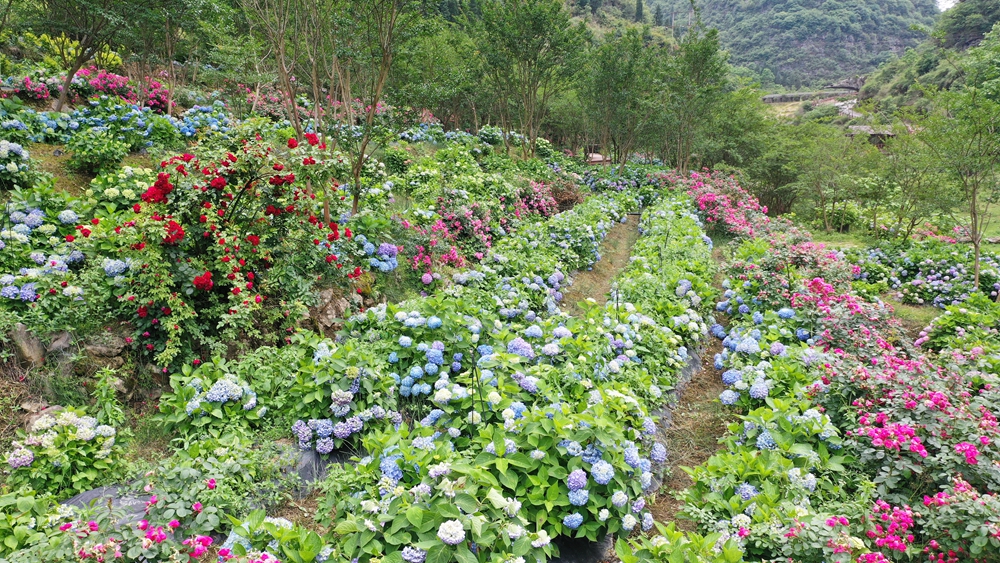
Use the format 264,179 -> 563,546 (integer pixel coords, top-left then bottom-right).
560,215 -> 640,316
648,247 -> 732,529
649,334 -> 729,529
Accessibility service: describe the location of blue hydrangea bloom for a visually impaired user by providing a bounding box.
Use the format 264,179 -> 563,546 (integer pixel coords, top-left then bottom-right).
591,460 -> 614,484
722,370 -> 742,385
524,325 -> 543,338
756,430 -> 776,450
563,513 -> 584,530
749,380 -> 770,400
720,390 -> 740,405
568,489 -> 589,506
567,469 -> 587,491
624,446 -> 641,468
735,482 -> 759,500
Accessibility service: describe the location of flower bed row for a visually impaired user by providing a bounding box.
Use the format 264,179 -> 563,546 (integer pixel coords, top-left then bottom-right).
623,171 -> 1000,563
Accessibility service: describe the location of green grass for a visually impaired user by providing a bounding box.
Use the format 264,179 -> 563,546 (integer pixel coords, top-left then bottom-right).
30,144 -> 158,197
30,143 -> 93,195
808,230 -> 867,249
884,295 -> 941,335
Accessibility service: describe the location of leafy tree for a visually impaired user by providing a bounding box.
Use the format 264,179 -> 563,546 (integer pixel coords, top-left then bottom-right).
660,21 -> 727,172
788,123 -> 878,232
876,123 -> 958,240
390,25 -> 484,131
32,0 -> 135,111
584,27 -> 662,166
696,82 -> 771,170
319,0 -> 430,214
654,4 -> 664,26
635,0 -> 643,22
245,0 -> 428,215
920,80 -> 1000,289
0,0 -> 23,37
472,0 -> 589,157
744,121 -> 807,215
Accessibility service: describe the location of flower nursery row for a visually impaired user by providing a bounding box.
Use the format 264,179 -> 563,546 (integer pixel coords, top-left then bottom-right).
618,171 -> 1000,563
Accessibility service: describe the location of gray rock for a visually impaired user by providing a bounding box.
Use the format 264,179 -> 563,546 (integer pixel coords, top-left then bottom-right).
25,405 -> 64,431
20,400 -> 48,414
84,336 -> 126,358
310,288 -> 352,330
11,323 -> 45,368
47,331 -> 73,353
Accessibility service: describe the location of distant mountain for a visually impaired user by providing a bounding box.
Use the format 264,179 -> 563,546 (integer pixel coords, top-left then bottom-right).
658,0 -> 940,88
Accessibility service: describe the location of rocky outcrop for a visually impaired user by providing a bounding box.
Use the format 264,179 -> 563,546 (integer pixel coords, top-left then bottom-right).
11,323 -> 45,368
306,288 -> 362,331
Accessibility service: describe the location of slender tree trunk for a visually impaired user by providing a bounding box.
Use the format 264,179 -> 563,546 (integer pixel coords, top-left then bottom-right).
971,191 -> 981,288
56,54 -> 90,112
165,17 -> 176,115
277,44 -> 303,139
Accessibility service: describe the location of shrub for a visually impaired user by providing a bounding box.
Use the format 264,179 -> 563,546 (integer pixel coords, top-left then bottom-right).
82,140 -> 364,369
0,140 -> 36,190
0,489 -> 59,557
67,128 -> 129,174
157,359 -> 267,440
4,407 -> 123,499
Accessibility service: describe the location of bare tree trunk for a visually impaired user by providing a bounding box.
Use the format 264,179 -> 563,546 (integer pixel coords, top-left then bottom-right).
56,54 -> 90,112
165,16 -> 176,115
971,193 -> 981,288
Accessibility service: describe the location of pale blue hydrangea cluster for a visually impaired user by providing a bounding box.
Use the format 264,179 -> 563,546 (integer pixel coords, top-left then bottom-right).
183,375 -> 262,417
101,258 -> 131,277
735,482 -> 759,501
57,209 -> 79,224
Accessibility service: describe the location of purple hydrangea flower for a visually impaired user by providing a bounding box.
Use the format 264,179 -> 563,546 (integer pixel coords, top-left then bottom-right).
567,469 -> 587,491
507,338 -> 535,359
651,443 -> 667,463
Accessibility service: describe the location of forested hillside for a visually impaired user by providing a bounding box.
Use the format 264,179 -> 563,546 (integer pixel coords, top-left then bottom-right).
659,0 -> 940,87
861,0 -> 1000,109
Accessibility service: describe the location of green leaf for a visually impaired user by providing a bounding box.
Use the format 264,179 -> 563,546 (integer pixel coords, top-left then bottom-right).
454,545 -> 478,563
615,537 -> 638,563
406,506 -> 424,528
454,494 -> 479,514
426,544 -> 453,563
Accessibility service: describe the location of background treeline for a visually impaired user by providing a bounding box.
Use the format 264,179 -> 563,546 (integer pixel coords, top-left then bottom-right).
3,0 -> 1000,264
